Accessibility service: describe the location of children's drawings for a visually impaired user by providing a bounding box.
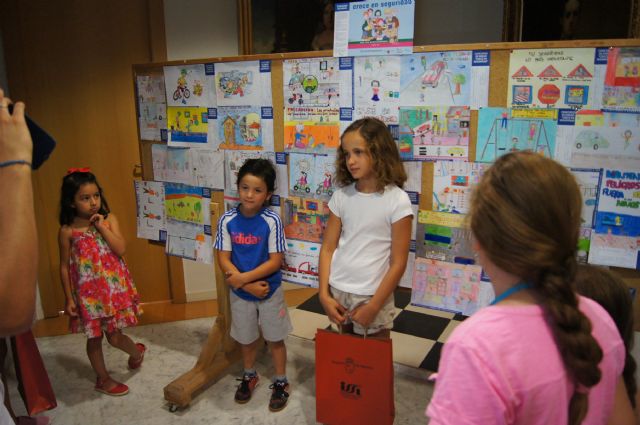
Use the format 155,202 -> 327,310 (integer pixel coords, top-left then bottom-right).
283,196 -> 330,243
164,184 -> 212,264
353,55 -> 401,124
165,184 -> 208,225
136,74 -> 167,141
416,210 -> 475,264
476,107 -> 557,162
571,168 -> 602,228
570,110 -> 640,168
134,180 -> 166,241
602,48 -> 640,113
192,149 -> 225,190
151,144 -> 193,185
411,258 -> 494,315
333,0 -> 415,58
283,59 -> 341,154
288,153 -> 336,200
217,106 -> 263,150
166,106 -> 208,145
164,64 -> 216,108
432,161 -> 488,214
215,61 -> 271,107
224,150 -> 276,196
507,48 -> 598,109
398,106 -> 470,161
281,240 -> 321,287
593,168 -> 640,236
588,232 -> 639,269
400,51 -> 473,107
577,227 -> 592,264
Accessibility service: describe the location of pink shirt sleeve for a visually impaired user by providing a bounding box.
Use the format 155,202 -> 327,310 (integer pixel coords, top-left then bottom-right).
426,340 -> 513,425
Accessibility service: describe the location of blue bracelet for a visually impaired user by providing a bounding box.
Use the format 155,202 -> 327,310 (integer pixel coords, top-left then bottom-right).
0,159 -> 31,168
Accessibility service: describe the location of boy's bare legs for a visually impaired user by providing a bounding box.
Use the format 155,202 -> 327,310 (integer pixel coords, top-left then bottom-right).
240,338 -> 261,370
268,340 -> 286,376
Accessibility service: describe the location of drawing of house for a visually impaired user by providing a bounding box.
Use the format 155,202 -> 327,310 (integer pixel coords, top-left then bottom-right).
223,116 -> 236,146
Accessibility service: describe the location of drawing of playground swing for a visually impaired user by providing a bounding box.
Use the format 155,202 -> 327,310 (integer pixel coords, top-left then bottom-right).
476,107 -> 557,163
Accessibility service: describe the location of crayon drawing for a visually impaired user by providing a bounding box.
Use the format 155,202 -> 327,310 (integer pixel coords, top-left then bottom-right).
398,106 -> 470,160
288,153 -> 336,200
353,55 -> 401,124
217,106 -> 263,150
134,180 -> 166,241
164,64 -> 216,108
283,197 -> 330,243
411,258 -> 494,315
476,107 -> 557,162
400,51 -> 473,107
415,210 -> 475,264
281,240 -> 321,287
432,161 -> 488,214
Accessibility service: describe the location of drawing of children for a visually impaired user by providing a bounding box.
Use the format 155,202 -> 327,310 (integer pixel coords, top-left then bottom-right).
371,80 -> 381,102
623,129 -> 633,149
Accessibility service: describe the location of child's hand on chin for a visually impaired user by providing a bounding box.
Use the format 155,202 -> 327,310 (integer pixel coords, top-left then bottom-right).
90,214 -> 105,228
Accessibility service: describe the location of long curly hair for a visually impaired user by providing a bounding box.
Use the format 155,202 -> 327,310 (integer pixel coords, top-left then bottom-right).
470,151 -> 603,425
334,117 -> 406,192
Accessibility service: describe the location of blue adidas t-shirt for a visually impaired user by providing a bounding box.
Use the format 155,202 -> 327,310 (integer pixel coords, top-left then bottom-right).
214,206 -> 286,301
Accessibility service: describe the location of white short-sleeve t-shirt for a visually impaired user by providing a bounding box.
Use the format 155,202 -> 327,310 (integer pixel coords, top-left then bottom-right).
328,183 -> 413,295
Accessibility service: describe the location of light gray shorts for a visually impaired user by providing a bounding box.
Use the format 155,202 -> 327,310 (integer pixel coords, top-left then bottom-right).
330,286 -> 396,335
230,286 -> 293,345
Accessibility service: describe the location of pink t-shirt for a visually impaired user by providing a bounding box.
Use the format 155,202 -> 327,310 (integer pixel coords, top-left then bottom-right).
426,296 -> 624,425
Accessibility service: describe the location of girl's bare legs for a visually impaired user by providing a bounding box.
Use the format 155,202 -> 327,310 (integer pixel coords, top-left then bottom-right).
105,331 -> 140,360
269,340 -> 286,376
86,336 -> 115,388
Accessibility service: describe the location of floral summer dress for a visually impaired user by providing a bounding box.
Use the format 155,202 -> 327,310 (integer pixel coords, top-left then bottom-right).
69,224 -> 141,338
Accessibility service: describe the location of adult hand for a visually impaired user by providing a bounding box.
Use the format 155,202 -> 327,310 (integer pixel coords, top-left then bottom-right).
0,88 -> 32,164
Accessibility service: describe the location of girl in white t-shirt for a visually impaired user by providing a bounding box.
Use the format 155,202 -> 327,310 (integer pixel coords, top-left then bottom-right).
319,117 -> 413,338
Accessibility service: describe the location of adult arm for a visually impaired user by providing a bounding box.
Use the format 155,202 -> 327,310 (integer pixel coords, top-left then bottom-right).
0,90 -> 36,335
58,226 -> 77,317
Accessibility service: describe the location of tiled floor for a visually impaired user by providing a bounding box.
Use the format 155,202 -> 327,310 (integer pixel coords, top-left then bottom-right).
290,289 -> 466,371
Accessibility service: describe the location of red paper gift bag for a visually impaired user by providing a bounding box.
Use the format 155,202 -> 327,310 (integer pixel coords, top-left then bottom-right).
315,328 -> 394,425
10,330 -> 57,415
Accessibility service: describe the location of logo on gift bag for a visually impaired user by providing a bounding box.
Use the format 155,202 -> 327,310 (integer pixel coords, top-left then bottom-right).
340,381 -> 361,399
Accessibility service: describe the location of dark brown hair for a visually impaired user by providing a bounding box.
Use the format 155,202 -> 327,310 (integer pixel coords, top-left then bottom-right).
470,152 -> 603,425
335,117 -> 407,192
575,264 -> 637,408
59,171 -> 110,226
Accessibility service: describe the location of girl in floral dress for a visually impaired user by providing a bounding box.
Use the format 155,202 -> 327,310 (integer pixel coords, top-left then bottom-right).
58,169 -> 145,396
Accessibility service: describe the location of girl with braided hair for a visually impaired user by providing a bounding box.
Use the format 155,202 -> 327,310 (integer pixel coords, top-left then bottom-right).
426,151 -> 634,425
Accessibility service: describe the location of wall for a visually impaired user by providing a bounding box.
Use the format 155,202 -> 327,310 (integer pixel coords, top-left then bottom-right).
414,0 -> 504,45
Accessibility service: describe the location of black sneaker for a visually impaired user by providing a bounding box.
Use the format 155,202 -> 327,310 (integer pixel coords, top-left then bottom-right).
234,373 -> 259,404
268,380 -> 290,412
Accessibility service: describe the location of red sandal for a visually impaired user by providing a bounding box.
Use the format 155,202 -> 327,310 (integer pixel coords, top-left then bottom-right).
95,377 -> 129,396
128,342 -> 146,370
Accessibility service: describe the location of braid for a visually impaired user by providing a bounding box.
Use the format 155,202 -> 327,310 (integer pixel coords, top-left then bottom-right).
537,266 -> 603,425
470,152 -> 608,425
